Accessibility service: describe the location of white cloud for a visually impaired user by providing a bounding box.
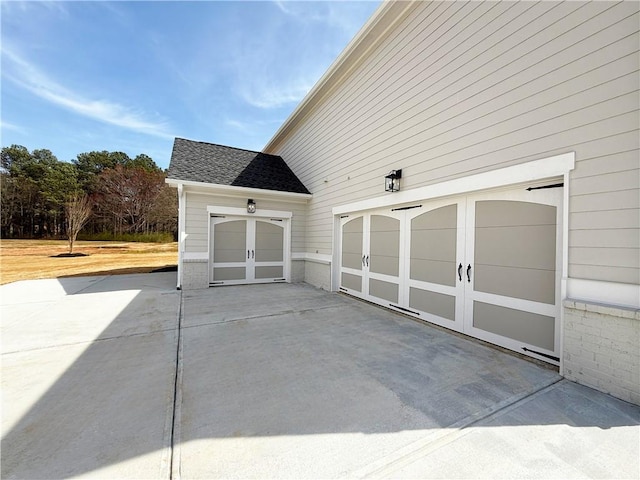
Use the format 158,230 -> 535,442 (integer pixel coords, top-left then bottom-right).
237,77 -> 316,110
272,0 -> 377,35
272,0 -> 293,16
225,119 -> 250,131
1,0 -> 68,16
0,121 -> 26,134
232,1 -> 378,110
326,2 -> 379,36
1,47 -> 174,139
230,35 -> 318,110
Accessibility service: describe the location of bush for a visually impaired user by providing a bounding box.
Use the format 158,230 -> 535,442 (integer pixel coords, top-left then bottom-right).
77,232 -> 175,243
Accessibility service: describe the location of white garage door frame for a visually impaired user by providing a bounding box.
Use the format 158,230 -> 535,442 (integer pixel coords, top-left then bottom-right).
207,206 -> 292,285
332,152 -> 575,368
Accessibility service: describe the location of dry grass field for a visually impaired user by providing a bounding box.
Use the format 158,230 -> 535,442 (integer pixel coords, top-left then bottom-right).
0,239 -> 178,285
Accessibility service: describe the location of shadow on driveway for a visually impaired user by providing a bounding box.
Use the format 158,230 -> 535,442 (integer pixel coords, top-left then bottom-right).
2,279 -> 638,478
175,284 -> 639,478
1,273 -> 180,479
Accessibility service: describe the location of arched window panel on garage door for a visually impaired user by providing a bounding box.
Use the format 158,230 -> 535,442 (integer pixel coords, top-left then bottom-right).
340,215 -> 364,294
368,214 -> 401,304
408,203 -> 462,328
473,201 -> 557,305
212,219 -> 247,282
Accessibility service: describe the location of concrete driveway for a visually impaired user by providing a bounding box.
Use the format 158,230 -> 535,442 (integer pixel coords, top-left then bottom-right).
2,274 -> 638,479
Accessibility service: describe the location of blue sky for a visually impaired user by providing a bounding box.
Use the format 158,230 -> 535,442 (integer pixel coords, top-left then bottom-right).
1,0 -> 380,169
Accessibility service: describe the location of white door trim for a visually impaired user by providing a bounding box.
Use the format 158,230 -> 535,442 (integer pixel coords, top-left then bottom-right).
332,153 -> 575,292
207,205 -> 293,219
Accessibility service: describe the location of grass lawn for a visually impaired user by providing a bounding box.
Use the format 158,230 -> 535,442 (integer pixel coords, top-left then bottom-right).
0,239 -> 178,285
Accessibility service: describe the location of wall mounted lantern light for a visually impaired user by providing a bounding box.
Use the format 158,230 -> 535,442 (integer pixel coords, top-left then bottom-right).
385,169 -> 402,192
247,199 -> 256,213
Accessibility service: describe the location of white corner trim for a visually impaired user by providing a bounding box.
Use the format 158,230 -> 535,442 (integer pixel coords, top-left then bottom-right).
332,153 -> 576,215
567,278 -> 640,309
207,206 -> 293,219
292,252 -> 332,265
166,178 -> 311,202
177,184 -> 186,289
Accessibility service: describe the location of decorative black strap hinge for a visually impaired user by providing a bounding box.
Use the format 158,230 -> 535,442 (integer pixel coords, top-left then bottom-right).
526,183 -> 563,191
390,304 -> 420,315
522,347 -> 560,362
391,205 -> 422,211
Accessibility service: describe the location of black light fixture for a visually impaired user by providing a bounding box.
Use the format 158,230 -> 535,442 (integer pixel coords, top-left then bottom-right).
247,199 -> 256,213
385,169 -> 402,192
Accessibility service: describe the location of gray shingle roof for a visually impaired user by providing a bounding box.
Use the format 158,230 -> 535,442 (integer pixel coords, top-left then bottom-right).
167,138 -> 310,195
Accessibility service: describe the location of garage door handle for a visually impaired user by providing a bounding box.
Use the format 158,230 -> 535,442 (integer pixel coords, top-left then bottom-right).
467,264 -> 472,282
458,263 -> 462,282
366,255 -> 369,267
248,250 -> 250,259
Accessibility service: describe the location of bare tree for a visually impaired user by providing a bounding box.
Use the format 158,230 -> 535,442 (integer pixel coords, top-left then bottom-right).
65,194 -> 92,253
96,165 -> 165,235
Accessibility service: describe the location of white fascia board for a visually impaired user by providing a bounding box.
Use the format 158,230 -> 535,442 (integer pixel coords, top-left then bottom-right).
332,153 -> 575,215
165,178 -> 312,203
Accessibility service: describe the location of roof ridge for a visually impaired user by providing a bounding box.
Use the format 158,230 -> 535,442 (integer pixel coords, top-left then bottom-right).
175,137 -> 279,157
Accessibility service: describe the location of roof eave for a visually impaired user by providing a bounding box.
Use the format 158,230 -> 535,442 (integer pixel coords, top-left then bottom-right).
165,178 -> 312,202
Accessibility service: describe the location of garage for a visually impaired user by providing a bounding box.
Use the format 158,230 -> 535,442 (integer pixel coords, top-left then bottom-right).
208,208 -> 291,286
338,183 -> 563,364
166,0 -> 640,403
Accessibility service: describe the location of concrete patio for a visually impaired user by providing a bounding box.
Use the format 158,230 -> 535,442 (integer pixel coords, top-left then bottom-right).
1,273 -> 638,479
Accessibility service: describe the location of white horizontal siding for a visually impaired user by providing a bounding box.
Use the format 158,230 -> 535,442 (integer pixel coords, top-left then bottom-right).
271,0 -> 639,285
570,189 -> 640,213
570,229 -> 639,249
184,192 -> 306,254
284,1 -> 635,179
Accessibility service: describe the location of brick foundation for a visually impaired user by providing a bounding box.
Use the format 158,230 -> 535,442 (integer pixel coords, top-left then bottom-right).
563,299 -> 640,405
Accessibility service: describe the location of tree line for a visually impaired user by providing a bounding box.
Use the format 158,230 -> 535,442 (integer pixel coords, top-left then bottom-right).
1,145 -> 177,241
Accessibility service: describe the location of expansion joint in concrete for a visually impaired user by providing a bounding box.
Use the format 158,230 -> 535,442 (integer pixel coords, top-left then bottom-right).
169,290 -> 184,480
180,303 -> 347,331
356,377 -> 565,479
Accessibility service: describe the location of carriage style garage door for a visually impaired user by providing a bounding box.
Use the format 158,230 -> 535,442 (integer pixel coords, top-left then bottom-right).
210,215 -> 288,286
339,186 -> 562,364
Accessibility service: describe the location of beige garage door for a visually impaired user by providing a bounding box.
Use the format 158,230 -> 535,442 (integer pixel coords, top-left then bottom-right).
339,185 -> 562,364
339,210 -> 403,305
464,192 -> 560,360
210,216 -> 286,285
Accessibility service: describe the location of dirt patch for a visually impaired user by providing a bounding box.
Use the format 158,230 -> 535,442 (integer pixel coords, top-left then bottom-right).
0,239 -> 178,285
